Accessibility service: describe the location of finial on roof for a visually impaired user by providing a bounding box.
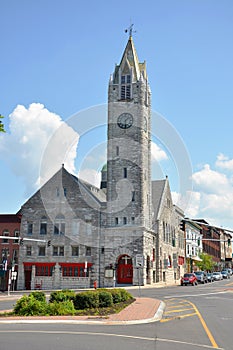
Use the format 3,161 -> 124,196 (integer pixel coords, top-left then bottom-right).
125,23 -> 136,38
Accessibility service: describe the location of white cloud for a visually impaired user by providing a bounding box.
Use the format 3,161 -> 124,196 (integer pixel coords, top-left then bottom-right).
0,103 -> 79,196
215,153 -> 233,170
151,142 -> 168,161
79,169 -> 101,188
172,190 -> 201,218
186,161 -> 233,228
192,164 -> 229,194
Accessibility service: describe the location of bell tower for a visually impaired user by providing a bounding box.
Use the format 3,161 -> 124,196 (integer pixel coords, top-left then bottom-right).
106,31 -> 152,229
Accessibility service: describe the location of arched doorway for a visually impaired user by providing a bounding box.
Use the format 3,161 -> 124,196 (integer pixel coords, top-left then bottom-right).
117,255 -> 133,284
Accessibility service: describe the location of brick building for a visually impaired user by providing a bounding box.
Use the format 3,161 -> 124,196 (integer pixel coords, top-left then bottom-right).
0,214 -> 21,291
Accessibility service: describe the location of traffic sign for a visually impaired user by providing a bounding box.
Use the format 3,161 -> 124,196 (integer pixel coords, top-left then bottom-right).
135,254 -> 144,268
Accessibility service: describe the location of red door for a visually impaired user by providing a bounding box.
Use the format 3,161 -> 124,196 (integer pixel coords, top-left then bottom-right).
117,255 -> 133,284
24,269 -> 32,290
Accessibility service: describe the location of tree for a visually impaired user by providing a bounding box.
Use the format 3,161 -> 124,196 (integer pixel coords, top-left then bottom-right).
195,252 -> 215,272
0,114 -> 5,132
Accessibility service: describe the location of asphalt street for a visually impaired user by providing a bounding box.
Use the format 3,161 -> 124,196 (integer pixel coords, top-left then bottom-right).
0,279 -> 233,350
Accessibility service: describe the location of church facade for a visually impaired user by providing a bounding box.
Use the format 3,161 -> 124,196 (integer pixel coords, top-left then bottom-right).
17,35 -> 185,290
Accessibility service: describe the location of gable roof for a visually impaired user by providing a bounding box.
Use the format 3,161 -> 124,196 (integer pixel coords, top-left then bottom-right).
20,165 -> 106,211
152,178 -> 173,220
151,179 -> 166,220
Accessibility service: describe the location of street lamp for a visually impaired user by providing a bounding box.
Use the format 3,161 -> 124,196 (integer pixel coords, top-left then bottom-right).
189,255 -> 193,273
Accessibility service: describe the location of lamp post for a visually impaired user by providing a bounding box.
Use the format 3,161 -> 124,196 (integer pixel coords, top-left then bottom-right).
190,255 -> 193,273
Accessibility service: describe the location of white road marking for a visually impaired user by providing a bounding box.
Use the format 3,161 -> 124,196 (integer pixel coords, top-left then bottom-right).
0,330 -> 224,349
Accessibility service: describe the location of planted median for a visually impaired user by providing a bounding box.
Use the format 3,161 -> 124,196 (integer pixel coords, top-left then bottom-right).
2,289 -> 134,317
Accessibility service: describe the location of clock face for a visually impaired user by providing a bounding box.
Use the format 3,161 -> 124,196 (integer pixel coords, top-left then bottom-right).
117,113 -> 133,129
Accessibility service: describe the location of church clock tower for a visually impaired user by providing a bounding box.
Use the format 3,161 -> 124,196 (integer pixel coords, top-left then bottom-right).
106,31 -> 152,229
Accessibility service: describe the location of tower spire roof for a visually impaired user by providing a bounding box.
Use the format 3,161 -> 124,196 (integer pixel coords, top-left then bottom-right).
112,28 -> 147,84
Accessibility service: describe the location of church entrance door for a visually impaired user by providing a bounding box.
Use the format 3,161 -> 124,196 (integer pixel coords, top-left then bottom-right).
117,255 -> 133,284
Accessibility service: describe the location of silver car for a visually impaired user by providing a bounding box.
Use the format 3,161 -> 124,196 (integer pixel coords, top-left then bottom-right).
212,272 -> 223,281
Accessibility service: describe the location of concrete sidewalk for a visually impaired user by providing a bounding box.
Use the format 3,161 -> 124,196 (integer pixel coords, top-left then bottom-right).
0,297 -> 165,325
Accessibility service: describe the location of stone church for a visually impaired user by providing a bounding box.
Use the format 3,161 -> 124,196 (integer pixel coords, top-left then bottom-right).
17,33 -> 185,290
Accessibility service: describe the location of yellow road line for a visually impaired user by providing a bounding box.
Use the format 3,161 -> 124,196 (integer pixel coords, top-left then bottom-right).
165,307 -> 193,313
160,312 -> 197,323
188,300 -> 219,349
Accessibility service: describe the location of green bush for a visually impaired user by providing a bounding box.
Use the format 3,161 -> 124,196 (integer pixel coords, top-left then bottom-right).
29,291 -> 46,302
119,289 -> 132,302
48,300 -> 75,316
14,295 -> 48,316
108,289 -> 132,303
49,290 -> 76,303
109,289 -> 122,304
74,291 -> 99,310
98,290 -> 113,307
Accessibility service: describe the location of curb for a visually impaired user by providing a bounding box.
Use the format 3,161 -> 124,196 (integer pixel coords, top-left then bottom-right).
0,301 -> 166,325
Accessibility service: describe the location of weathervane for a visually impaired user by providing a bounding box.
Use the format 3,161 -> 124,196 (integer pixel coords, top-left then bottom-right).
125,23 -> 136,38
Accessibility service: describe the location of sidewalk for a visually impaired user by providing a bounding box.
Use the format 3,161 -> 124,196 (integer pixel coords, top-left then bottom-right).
0,297 -> 165,325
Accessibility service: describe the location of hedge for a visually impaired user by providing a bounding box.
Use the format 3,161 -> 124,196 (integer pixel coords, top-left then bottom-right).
13,288 -> 133,316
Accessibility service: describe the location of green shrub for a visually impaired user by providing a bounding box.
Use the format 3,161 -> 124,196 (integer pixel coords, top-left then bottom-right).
74,291 -> 99,310
48,300 -> 75,316
49,290 -> 76,303
29,291 -> 46,302
108,289 -> 132,303
119,289 -> 132,302
109,289 -> 122,304
98,290 -> 113,307
14,295 -> 48,316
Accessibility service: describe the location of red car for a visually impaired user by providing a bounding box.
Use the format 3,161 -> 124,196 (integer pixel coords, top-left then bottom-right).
181,273 -> 198,286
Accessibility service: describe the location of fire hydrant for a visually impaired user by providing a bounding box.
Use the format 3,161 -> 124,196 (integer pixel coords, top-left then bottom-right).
93,280 -> 97,289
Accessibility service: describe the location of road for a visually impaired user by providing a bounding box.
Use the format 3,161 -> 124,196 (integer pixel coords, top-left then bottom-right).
0,279 -> 232,350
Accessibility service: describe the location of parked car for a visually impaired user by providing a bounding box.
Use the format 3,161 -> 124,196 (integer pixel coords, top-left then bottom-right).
221,270 -> 230,279
212,271 -> 223,281
194,271 -> 208,284
207,272 -> 214,282
181,273 -> 198,286
227,268 -> 232,276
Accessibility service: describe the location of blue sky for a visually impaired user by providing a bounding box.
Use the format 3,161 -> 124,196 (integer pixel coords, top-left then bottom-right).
1,0 -> 233,228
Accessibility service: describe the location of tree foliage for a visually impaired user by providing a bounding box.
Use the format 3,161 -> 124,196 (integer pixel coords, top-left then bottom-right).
195,252 -> 215,271
0,114 -> 5,132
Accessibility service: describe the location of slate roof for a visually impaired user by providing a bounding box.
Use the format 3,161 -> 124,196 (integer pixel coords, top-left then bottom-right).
151,179 -> 167,220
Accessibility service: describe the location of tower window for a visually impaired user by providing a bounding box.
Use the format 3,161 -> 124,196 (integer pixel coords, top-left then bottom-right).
123,167 -> 127,178
115,217 -> 119,225
116,146 -> 119,156
123,217 -> 127,225
132,191 -> 135,202
121,74 -> 131,100
121,75 -> 131,84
